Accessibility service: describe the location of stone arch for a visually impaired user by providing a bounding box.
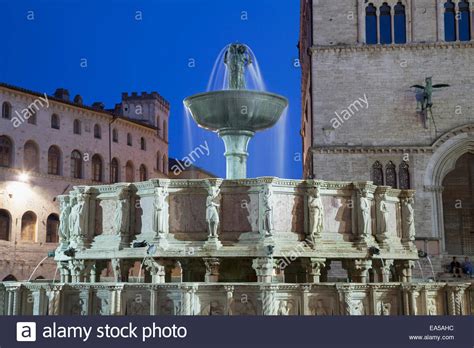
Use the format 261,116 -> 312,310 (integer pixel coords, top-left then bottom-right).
423,124 -> 474,252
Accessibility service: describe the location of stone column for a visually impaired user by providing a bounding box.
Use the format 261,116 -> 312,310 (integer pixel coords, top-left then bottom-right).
68,259 -> 86,283
203,258 -> 220,282
301,285 -> 311,315
374,259 -> 394,283
149,287 -> 158,315
305,258 -> 326,283
110,285 -> 125,315
395,260 -> 415,283
6,286 -> 21,315
32,287 -> 48,315
343,259 -> 372,283
180,285 -> 197,315
260,285 -> 278,315
59,262 -> 71,283
144,258 -> 166,284
252,257 -> 276,283
447,284 -> 469,315
47,285 -> 63,315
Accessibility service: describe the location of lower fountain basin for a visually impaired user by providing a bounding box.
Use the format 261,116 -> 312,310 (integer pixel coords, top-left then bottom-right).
184,90 -> 288,132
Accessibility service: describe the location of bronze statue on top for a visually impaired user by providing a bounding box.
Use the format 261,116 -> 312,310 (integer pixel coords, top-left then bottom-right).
224,43 -> 252,89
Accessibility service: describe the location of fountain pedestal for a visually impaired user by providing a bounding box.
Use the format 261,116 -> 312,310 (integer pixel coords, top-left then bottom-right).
219,129 -> 254,179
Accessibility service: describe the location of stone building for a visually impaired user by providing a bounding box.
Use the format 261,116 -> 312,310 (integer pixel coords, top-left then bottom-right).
0,83 -> 170,281
300,0 -> 474,269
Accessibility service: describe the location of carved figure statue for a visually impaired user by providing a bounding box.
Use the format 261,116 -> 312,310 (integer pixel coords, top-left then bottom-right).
206,183 -> 220,238
308,187 -> 324,242
224,43 -> 252,89
380,302 -> 392,316
68,193 -> 86,244
411,77 -> 450,129
427,298 -> 437,316
359,190 -> 371,237
378,198 -> 388,234
402,197 -> 415,241
277,300 -> 293,316
153,187 -> 168,235
114,189 -> 129,235
261,184 -> 274,237
58,196 -> 71,244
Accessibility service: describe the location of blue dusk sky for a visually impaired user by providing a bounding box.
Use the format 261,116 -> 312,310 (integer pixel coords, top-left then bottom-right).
0,0 -> 301,179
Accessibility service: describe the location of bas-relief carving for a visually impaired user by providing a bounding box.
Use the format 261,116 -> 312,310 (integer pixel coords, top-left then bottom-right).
126,297 -> 150,315
169,193 -> 206,233
309,297 -> 334,316
277,299 -> 295,315
68,192 -> 87,248
200,300 -> 225,315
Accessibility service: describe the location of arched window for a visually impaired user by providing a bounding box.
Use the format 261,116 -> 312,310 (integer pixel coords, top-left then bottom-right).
112,128 -> 118,143
139,164 -> 147,181
0,209 -> 10,241
140,137 -> 146,150
127,133 -> 132,146
110,158 -> 119,183
366,3 -> 378,44
0,136 -> 13,167
162,154 -> 167,174
51,114 -> 60,129
444,0 -> 456,42
372,161 -> 384,185
399,161 -> 410,189
2,102 -> 11,119
385,161 -> 397,188
458,0 -> 471,41
156,151 -> 161,171
24,140 -> 39,172
73,119 -> 81,134
21,211 -> 36,242
125,161 -> 134,182
27,109 -> 37,125
163,120 -> 168,141
2,275 -> 17,281
380,2 -> 392,44
46,214 -> 59,243
92,154 -> 103,182
71,150 -> 82,179
94,124 -> 101,139
47,145 -> 61,175
394,2 -> 406,44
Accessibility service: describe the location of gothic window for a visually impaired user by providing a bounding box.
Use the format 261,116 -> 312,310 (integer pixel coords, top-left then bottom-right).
394,2 -> 406,44
399,161 -> 410,189
2,102 -> 11,119
125,161 -> 134,182
110,158 -> 119,183
140,137 -> 146,150
0,136 -> 13,167
92,154 -> 103,182
163,120 -> 168,142
380,2 -> 392,44
372,161 -> 384,185
28,109 -> 37,125
21,211 -> 37,242
458,0 -> 471,41
127,133 -> 132,146
94,124 -> 101,139
47,145 -> 61,175
24,140 -> 39,172
385,161 -> 397,188
112,128 -> 118,143
162,155 -> 168,174
139,164 -> 147,181
51,114 -> 60,129
366,3 -> 378,44
46,214 -> 59,243
73,119 -> 81,134
71,150 -> 82,179
156,151 -> 161,171
0,209 -> 10,241
444,0 -> 456,42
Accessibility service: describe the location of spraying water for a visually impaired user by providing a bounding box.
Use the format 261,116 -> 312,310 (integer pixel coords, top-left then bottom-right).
27,255 -> 49,282
416,260 -> 425,281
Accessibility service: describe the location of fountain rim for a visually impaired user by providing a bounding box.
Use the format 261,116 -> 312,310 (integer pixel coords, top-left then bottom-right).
183,89 -> 289,107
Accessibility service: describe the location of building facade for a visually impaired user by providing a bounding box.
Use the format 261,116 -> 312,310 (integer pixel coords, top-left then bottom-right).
0,83 -> 170,281
300,0 -> 473,264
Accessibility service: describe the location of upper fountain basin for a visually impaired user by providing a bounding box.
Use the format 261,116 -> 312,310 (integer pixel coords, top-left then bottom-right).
184,90 -> 288,132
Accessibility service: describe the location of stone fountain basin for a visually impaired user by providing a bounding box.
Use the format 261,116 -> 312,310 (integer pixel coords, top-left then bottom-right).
184,90 -> 288,132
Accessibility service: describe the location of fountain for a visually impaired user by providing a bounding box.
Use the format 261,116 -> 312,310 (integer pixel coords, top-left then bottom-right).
184,43 -> 288,179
